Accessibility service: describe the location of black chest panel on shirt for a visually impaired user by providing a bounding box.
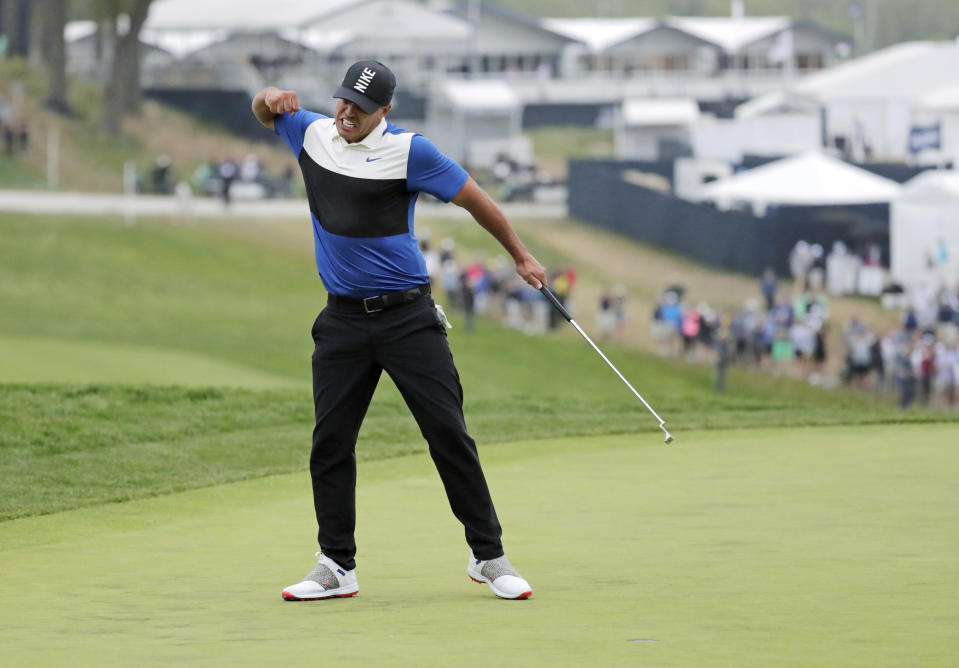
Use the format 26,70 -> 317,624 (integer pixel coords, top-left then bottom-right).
299,153 -> 411,239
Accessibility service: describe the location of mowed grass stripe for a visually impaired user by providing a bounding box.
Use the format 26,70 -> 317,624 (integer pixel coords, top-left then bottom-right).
0,213 -> 319,380
0,335 -> 300,387
0,425 -> 956,667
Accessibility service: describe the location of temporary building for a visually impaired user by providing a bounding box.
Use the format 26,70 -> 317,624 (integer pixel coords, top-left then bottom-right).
692,90 -> 822,162
732,41 -> 959,163
543,15 -> 844,76
890,170 -> 959,290
426,81 -> 527,169
794,41 -> 959,161
914,84 -> 959,167
699,151 -> 901,213
615,98 -> 700,160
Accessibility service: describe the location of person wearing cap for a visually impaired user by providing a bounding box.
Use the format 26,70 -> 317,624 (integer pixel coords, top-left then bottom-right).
251,60 -> 545,601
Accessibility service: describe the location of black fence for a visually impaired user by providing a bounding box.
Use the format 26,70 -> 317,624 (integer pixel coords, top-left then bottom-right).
146,87 -> 428,142
522,103 -> 612,128
145,88 -> 267,141
567,159 -> 889,277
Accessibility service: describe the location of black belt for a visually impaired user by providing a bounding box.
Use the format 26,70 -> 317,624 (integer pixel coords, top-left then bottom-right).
327,284 -> 431,314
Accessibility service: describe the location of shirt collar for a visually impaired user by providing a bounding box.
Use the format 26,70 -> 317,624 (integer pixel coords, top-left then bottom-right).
329,117 -> 388,149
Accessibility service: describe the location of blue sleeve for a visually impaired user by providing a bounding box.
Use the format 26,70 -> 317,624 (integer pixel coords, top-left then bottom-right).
406,134 -> 469,202
273,109 -> 325,156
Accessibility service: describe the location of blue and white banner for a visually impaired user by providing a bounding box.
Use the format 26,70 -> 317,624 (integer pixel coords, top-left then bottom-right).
908,122 -> 941,153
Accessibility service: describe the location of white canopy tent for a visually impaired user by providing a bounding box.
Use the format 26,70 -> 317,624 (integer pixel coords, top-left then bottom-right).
913,84 -> 959,168
731,41 -> 959,163
426,81 -> 528,169
794,41 -> 959,161
615,98 -> 699,160
890,170 -> 959,290
699,151 -> 901,213
691,91 -> 822,163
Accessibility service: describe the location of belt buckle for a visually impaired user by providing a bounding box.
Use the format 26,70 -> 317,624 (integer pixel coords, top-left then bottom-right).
362,297 -> 383,314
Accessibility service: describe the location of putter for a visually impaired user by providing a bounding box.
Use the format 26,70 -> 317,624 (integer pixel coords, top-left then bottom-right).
540,286 -> 674,444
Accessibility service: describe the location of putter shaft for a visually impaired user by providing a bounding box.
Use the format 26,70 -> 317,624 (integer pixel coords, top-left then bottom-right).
540,286 -> 674,443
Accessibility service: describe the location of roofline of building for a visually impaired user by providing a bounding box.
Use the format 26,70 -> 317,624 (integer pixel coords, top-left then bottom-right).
451,0 -> 579,44
790,18 -> 852,46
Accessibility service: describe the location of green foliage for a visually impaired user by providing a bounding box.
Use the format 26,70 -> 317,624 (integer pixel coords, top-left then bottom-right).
0,153 -> 45,188
527,126 -> 614,159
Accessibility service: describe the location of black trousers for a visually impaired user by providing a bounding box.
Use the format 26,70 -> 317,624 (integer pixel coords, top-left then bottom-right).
309,294 -> 503,570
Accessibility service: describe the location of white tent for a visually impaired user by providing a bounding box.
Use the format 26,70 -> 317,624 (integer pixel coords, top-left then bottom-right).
691,90 -> 821,163
890,170 -> 959,290
792,41 -> 959,161
913,84 -> 959,168
700,151 -> 901,212
621,98 -> 700,126
919,84 -> 959,113
615,98 -> 699,160
734,90 -> 819,119
734,42 -> 959,163
427,81 -> 527,169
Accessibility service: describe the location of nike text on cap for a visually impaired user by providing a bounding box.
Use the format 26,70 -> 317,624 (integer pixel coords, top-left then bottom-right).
333,60 -> 396,114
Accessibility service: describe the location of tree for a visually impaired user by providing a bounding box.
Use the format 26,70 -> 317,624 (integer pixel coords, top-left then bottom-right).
1,0 -> 31,57
99,0 -> 154,135
38,0 -> 70,114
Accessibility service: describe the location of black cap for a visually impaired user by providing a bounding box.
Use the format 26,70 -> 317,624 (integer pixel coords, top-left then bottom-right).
333,60 -> 396,114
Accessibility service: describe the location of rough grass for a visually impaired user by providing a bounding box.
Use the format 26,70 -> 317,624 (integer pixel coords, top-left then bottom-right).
526,125 -> 614,179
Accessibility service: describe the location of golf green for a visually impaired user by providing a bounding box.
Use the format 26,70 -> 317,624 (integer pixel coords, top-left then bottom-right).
1,424 -> 956,666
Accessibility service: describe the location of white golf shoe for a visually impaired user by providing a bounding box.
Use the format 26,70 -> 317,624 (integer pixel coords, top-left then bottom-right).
282,552 -> 359,601
467,552 -> 532,599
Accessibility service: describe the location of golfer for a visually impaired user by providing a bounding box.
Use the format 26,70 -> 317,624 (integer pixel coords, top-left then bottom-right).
252,60 -> 545,601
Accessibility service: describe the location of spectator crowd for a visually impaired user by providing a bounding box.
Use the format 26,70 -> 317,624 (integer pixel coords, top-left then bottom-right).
1,96 -> 29,157
421,232 -> 956,412
841,285 -> 959,409
642,243 -> 958,411
420,233 -> 577,336
650,266 -> 832,389
136,153 -> 295,206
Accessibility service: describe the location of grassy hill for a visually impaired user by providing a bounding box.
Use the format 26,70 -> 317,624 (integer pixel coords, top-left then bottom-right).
0,60 -> 294,194
2,211 -> 953,521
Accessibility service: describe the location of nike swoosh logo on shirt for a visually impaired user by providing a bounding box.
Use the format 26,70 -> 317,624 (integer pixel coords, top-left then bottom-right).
365,157 -> 383,162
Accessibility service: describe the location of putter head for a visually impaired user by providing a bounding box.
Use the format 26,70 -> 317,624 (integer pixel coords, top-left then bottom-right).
660,425 -> 674,444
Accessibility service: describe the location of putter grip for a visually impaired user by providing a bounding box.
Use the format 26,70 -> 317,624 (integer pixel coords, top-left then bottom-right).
540,286 -> 572,322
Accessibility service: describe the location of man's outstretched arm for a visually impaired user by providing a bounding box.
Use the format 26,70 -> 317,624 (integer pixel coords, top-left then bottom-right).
251,87 -> 301,130
452,176 -> 547,289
